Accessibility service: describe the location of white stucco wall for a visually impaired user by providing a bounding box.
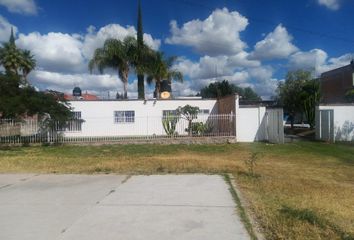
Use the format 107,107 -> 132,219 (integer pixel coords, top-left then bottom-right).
65,99 -> 218,137
236,106 -> 267,142
317,105 -> 354,142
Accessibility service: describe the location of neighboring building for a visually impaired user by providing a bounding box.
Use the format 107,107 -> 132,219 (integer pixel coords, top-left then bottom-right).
316,61 -> 354,142
320,61 -> 354,104
64,87 -> 99,101
316,104 -> 354,142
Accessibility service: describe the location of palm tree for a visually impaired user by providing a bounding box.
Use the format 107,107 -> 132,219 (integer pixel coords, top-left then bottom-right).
0,42 -> 23,76
20,50 -> 36,84
147,52 -> 183,99
0,29 -> 36,83
89,36 -> 153,99
89,36 -> 138,99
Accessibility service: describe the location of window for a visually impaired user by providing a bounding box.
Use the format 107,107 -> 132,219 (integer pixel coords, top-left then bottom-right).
114,111 -> 135,123
162,110 -> 177,117
199,109 -> 210,115
67,111 -> 82,132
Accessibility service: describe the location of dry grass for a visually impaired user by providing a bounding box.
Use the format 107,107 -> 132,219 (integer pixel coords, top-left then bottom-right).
0,142 -> 353,239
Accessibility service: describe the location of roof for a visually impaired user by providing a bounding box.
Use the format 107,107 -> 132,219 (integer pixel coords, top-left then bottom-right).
64,93 -> 99,101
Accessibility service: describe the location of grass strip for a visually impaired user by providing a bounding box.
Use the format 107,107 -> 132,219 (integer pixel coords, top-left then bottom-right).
223,174 -> 258,240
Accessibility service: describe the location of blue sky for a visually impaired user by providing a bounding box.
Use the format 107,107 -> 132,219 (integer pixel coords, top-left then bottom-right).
0,0 -> 353,99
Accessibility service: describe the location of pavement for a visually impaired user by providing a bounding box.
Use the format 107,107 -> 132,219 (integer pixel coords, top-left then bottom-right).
0,174 -> 250,240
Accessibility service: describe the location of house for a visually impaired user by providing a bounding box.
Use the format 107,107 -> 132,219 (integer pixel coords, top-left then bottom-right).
64,87 -> 99,101
63,94 -> 284,143
316,61 -> 354,142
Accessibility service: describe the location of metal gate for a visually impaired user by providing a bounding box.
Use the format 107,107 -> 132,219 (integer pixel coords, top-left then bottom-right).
316,109 -> 334,142
265,108 -> 284,144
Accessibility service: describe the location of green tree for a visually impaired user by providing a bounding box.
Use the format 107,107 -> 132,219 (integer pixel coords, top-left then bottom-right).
20,50 -> 36,84
146,52 -> 183,99
0,74 -> 71,124
0,29 -> 36,84
345,89 -> 354,102
300,79 -> 321,129
200,80 -> 261,101
89,37 -> 135,99
276,70 -> 317,128
176,105 -> 200,136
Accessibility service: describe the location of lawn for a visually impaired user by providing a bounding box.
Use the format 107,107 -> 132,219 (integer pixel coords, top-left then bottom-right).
0,142 -> 353,240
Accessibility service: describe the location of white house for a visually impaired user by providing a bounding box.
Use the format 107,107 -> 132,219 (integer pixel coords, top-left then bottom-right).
62,95 -> 284,143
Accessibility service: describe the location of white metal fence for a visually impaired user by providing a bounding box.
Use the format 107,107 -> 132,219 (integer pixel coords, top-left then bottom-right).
0,114 -> 236,144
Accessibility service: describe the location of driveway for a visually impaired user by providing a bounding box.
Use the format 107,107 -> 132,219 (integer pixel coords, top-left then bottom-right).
0,174 -> 250,240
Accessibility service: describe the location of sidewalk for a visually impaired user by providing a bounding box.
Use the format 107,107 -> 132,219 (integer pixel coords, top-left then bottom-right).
0,174 -> 250,240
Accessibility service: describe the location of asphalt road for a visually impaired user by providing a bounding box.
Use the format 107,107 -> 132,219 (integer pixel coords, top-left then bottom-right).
0,174 -> 249,240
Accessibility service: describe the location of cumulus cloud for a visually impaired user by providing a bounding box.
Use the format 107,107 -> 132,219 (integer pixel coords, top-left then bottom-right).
29,70 -> 141,98
247,66 -> 278,98
17,32 -> 86,73
173,55 -> 278,98
166,8 -> 248,56
288,49 -> 328,73
317,0 -> 341,10
30,71 -> 119,91
250,24 -> 298,60
0,0 -> 38,15
14,23 -> 160,96
16,24 -> 161,75
0,15 -> 18,42
288,48 -> 353,75
82,24 -> 160,60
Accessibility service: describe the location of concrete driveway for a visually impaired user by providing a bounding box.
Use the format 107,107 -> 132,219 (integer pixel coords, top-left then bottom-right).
0,174 -> 250,240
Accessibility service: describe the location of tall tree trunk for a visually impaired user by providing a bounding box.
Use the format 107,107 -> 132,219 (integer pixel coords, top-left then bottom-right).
155,79 -> 161,99
122,71 -> 129,99
137,0 -> 145,99
138,74 -> 144,99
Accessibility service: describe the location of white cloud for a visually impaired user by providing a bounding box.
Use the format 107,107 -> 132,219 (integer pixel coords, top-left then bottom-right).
288,49 -> 328,74
17,24 -> 161,74
318,0 -> 341,10
0,0 -> 37,15
226,51 -> 261,68
30,70 -> 120,91
0,15 -> 18,42
82,24 -> 160,60
17,32 -> 86,73
174,55 -> 278,98
288,49 -> 353,75
250,24 -> 298,60
166,8 -> 249,56
248,66 -> 278,98
14,23 -> 161,97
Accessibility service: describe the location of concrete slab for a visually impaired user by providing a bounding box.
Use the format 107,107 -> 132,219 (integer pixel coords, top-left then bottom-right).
0,174 -> 250,240
0,174 -> 36,189
101,175 -> 235,207
0,174 -> 127,240
59,206 -> 247,240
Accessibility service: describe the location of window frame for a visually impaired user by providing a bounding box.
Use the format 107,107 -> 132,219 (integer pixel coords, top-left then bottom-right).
114,111 -> 135,124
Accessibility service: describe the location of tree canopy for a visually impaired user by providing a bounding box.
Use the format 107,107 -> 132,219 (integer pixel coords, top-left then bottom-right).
0,31 -> 71,123
146,52 -> 183,98
0,74 -> 71,123
276,70 -> 321,128
0,29 -> 36,85
89,36 -> 153,99
200,80 -> 261,101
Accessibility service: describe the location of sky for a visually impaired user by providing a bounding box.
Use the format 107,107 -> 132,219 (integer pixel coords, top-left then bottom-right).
0,0 -> 353,99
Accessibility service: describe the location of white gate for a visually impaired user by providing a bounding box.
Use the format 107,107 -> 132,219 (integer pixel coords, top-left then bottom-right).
316,109 -> 334,142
